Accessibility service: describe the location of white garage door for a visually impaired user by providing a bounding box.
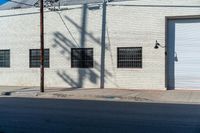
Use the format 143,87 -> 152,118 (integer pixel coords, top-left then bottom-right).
167,19 -> 200,89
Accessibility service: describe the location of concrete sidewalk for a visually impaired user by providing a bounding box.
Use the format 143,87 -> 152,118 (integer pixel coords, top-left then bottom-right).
0,86 -> 200,104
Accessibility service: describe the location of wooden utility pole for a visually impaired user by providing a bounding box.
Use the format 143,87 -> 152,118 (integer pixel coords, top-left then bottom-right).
40,0 -> 44,92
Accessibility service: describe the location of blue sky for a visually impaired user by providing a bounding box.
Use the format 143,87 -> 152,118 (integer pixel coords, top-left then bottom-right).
0,0 -> 8,5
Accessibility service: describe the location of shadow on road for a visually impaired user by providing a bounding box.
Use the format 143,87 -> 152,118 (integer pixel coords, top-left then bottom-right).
0,97 -> 200,133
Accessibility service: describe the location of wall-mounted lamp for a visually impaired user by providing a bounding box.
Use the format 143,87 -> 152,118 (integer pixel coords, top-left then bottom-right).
154,40 -> 165,49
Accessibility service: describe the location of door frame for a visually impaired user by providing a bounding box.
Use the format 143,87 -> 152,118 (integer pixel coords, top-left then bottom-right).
165,15 -> 200,90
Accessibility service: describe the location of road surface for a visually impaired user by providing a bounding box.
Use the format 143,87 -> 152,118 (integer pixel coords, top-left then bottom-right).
0,97 -> 200,133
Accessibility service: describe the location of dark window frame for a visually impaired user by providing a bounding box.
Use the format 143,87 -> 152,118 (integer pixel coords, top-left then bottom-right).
71,48 -> 93,68
0,49 -> 10,68
117,47 -> 142,68
29,49 -> 50,68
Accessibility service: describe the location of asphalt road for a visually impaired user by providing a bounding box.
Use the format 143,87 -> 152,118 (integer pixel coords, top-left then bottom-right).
0,98 -> 200,133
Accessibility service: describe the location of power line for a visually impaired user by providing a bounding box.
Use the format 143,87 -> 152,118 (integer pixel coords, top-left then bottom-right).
57,11 -> 79,47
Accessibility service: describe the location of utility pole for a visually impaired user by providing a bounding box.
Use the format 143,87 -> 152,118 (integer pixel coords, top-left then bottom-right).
100,0 -> 107,89
40,0 -> 44,92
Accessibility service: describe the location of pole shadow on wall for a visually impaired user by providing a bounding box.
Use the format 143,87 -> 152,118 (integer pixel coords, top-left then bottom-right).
166,20 -> 175,90
52,2 -> 112,89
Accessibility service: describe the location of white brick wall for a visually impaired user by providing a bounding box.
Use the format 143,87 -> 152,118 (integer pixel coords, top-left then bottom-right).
0,0 -> 199,89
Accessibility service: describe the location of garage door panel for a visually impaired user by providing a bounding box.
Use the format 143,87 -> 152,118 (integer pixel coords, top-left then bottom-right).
168,19 -> 200,89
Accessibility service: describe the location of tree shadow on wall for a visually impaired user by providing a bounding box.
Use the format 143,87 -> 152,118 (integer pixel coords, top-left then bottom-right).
52,4 -> 112,89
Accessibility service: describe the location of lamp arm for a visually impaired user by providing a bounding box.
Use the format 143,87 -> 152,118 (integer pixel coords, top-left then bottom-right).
159,44 -> 165,48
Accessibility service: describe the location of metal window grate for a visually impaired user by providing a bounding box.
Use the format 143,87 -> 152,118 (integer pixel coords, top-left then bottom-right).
0,50 -> 10,68
30,49 -> 49,68
117,47 -> 142,68
71,48 -> 93,68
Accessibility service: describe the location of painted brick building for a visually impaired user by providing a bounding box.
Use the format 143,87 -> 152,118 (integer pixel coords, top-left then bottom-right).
0,0 -> 200,89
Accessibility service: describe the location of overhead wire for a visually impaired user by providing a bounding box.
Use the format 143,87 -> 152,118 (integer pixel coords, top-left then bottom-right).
6,0 -> 80,47
57,11 -> 79,47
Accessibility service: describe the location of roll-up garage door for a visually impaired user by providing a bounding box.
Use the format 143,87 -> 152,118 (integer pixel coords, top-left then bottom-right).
167,19 -> 200,89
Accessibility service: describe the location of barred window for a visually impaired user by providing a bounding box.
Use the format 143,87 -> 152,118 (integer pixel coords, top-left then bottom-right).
117,47 -> 142,68
30,49 -> 49,68
0,50 -> 10,68
71,48 -> 93,68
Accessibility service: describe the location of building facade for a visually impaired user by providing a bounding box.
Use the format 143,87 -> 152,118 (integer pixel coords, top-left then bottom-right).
0,0 -> 200,90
